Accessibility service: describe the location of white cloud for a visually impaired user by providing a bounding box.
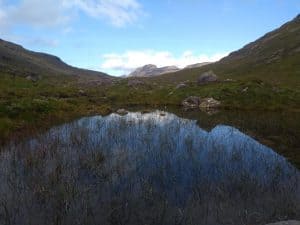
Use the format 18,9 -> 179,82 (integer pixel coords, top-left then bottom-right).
65,0 -> 143,27
0,0 -> 143,30
100,50 -> 228,76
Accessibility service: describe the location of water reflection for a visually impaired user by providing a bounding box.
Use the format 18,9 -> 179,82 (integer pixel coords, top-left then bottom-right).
1,111 -> 299,225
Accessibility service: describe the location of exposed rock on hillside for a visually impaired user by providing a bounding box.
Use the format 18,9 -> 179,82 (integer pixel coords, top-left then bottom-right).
176,82 -> 189,89
197,71 -> 218,84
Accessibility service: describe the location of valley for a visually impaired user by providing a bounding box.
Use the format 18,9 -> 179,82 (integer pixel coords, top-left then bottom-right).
0,7 -> 300,224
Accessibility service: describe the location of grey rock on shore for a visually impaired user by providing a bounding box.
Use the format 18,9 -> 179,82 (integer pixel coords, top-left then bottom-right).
182,96 -> 221,109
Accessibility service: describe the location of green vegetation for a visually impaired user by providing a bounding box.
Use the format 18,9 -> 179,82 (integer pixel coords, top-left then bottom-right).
0,70 -> 300,143
110,78 -> 300,109
0,73 -> 112,142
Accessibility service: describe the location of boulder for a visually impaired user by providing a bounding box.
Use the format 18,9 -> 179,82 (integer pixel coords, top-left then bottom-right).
78,89 -> 86,96
176,82 -> 188,89
241,87 -> 249,93
197,70 -> 218,85
26,74 -> 40,82
265,221 -> 300,225
176,83 -> 187,89
116,109 -> 128,115
181,96 -> 201,109
199,97 -> 221,109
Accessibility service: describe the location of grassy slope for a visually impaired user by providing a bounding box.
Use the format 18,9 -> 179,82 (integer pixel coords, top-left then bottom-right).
0,38 -> 115,141
0,73 -> 113,142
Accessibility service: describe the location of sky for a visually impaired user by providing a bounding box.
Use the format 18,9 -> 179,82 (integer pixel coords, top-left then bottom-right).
0,0 -> 299,76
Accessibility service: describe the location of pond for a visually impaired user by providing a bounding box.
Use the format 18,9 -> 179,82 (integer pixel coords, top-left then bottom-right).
0,110 -> 299,225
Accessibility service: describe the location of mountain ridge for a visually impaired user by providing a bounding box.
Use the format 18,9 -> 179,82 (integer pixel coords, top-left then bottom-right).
0,38 -> 112,82
128,64 -> 180,77
128,62 -> 212,77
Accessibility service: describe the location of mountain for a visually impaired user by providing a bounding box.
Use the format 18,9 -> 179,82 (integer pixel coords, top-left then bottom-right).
128,62 -> 212,77
129,64 -> 180,77
154,14 -> 300,86
184,62 -> 212,69
0,39 -> 112,82
218,14 -> 300,69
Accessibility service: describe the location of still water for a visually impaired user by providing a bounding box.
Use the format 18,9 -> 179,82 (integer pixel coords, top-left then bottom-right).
1,111 -> 299,225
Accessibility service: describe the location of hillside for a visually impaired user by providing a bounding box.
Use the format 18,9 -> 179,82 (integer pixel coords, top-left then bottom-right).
184,62 -> 212,69
0,39 -> 112,82
0,39 -> 115,141
152,14 -> 300,87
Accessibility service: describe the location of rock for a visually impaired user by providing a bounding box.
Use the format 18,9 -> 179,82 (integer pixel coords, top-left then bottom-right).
26,74 -> 40,82
78,89 -> 86,96
197,70 -> 218,85
265,221 -> 300,225
182,96 -> 221,110
176,82 -> 188,89
116,109 -> 128,115
199,98 -> 221,109
181,96 -> 201,109
241,87 -> 249,93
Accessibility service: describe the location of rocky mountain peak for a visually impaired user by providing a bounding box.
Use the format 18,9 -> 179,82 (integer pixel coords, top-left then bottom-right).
129,64 -> 179,77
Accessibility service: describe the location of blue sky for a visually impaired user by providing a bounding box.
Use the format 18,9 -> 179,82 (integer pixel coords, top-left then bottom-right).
0,0 -> 299,76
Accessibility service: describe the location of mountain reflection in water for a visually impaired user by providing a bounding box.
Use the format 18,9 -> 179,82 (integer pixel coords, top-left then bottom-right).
1,111 -> 299,225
